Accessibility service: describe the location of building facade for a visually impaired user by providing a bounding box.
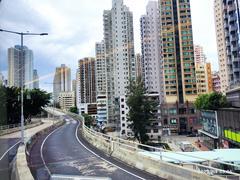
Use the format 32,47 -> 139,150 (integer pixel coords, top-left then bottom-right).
194,45 -> 206,64
206,63 -> 214,92
212,72 -> 221,92
222,0 -> 240,89
33,69 -> 39,89
159,0 -> 199,134
58,91 -> 75,111
102,0 -> 136,129
214,0 -> 229,93
95,41 -> 108,124
140,1 -> 164,100
195,63 -> 213,95
77,57 -> 96,104
53,64 -> 71,102
135,53 -> 143,79
8,45 -> 33,89
199,108 -> 240,149
77,58 -> 96,115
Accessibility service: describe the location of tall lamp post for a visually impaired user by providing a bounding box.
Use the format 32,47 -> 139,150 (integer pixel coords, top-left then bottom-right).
0,29 -> 48,144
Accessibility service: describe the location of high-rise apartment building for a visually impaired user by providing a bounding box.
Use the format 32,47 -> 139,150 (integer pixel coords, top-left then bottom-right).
206,63 -> 214,92
159,0 -> 199,134
222,0 -> 240,88
102,0 -> 136,128
77,58 -> 96,105
53,64 -> 71,102
194,45 -> 213,94
195,63 -> 213,94
8,45 -> 33,89
140,1 -> 164,101
95,41 -> 108,123
135,53 -> 143,79
212,71 -> 221,92
33,69 -> 39,89
194,45 -> 206,64
214,0 -> 229,93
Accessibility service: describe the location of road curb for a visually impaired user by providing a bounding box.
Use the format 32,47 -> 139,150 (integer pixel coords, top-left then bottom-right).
15,120 -> 65,180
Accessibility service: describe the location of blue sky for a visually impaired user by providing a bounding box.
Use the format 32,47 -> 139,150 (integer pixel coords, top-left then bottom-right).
0,0 -> 218,92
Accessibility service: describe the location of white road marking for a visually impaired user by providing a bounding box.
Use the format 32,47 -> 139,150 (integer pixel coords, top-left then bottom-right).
40,125 -> 63,176
74,121 -> 146,180
0,140 -> 21,161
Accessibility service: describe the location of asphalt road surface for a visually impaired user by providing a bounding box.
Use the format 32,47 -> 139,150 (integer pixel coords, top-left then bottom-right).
0,138 -> 21,180
29,116 -> 162,180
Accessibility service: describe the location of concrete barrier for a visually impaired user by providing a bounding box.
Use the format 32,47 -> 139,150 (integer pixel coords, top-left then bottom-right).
82,126 -> 226,180
15,120 -> 64,180
0,121 -> 43,136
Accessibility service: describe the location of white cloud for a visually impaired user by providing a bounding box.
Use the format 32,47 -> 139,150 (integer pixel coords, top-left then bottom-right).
0,0 -> 219,92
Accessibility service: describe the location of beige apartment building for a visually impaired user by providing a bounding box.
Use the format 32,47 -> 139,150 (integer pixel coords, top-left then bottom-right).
58,91 -> 75,111
214,0 -> 229,93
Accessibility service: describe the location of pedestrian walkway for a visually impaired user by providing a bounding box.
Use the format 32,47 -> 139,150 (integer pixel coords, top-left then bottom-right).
0,119 -> 53,140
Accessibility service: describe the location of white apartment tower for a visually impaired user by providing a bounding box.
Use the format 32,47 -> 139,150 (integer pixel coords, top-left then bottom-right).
194,45 -> 206,64
8,45 -> 33,89
103,0 -> 136,126
95,41 -> 108,123
140,1 -> 163,99
53,64 -> 71,102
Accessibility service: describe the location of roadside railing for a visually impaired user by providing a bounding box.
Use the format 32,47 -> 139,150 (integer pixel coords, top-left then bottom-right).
0,123 -> 21,131
53,108 -> 240,179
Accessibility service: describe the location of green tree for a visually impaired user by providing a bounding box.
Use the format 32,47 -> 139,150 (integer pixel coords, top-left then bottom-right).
195,92 -> 228,110
24,89 -> 51,122
0,86 -> 50,125
82,113 -> 94,127
126,78 -> 158,144
69,106 -> 79,114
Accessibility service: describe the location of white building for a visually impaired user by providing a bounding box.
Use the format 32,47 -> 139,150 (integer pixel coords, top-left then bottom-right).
102,0 -> 136,128
8,45 -> 33,89
33,69 -> 39,89
194,45 -> 206,64
53,64 -> 71,103
58,91 -> 75,111
95,41 -> 108,124
140,1 -> 164,101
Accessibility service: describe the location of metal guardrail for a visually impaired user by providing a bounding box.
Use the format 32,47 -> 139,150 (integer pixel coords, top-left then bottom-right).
0,123 -> 21,131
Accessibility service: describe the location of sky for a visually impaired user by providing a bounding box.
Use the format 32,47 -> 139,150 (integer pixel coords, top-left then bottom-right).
0,0 -> 218,92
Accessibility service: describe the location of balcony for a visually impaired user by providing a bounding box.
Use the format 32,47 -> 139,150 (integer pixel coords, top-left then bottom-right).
230,34 -> 238,42
229,15 -> 237,22
232,46 -> 239,52
232,56 -> 239,61
230,24 -> 238,32
228,4 -> 236,12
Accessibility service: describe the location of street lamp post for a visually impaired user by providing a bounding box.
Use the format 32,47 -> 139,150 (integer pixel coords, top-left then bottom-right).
0,29 -> 48,144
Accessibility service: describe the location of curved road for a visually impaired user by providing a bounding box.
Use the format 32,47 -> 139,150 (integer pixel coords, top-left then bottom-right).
0,137 -> 21,180
29,117 -> 162,180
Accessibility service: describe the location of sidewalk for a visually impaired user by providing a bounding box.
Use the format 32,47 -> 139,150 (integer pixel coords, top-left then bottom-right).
0,119 -> 53,140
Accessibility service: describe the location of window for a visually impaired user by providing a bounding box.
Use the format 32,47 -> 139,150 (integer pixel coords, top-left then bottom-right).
170,118 -> 177,124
